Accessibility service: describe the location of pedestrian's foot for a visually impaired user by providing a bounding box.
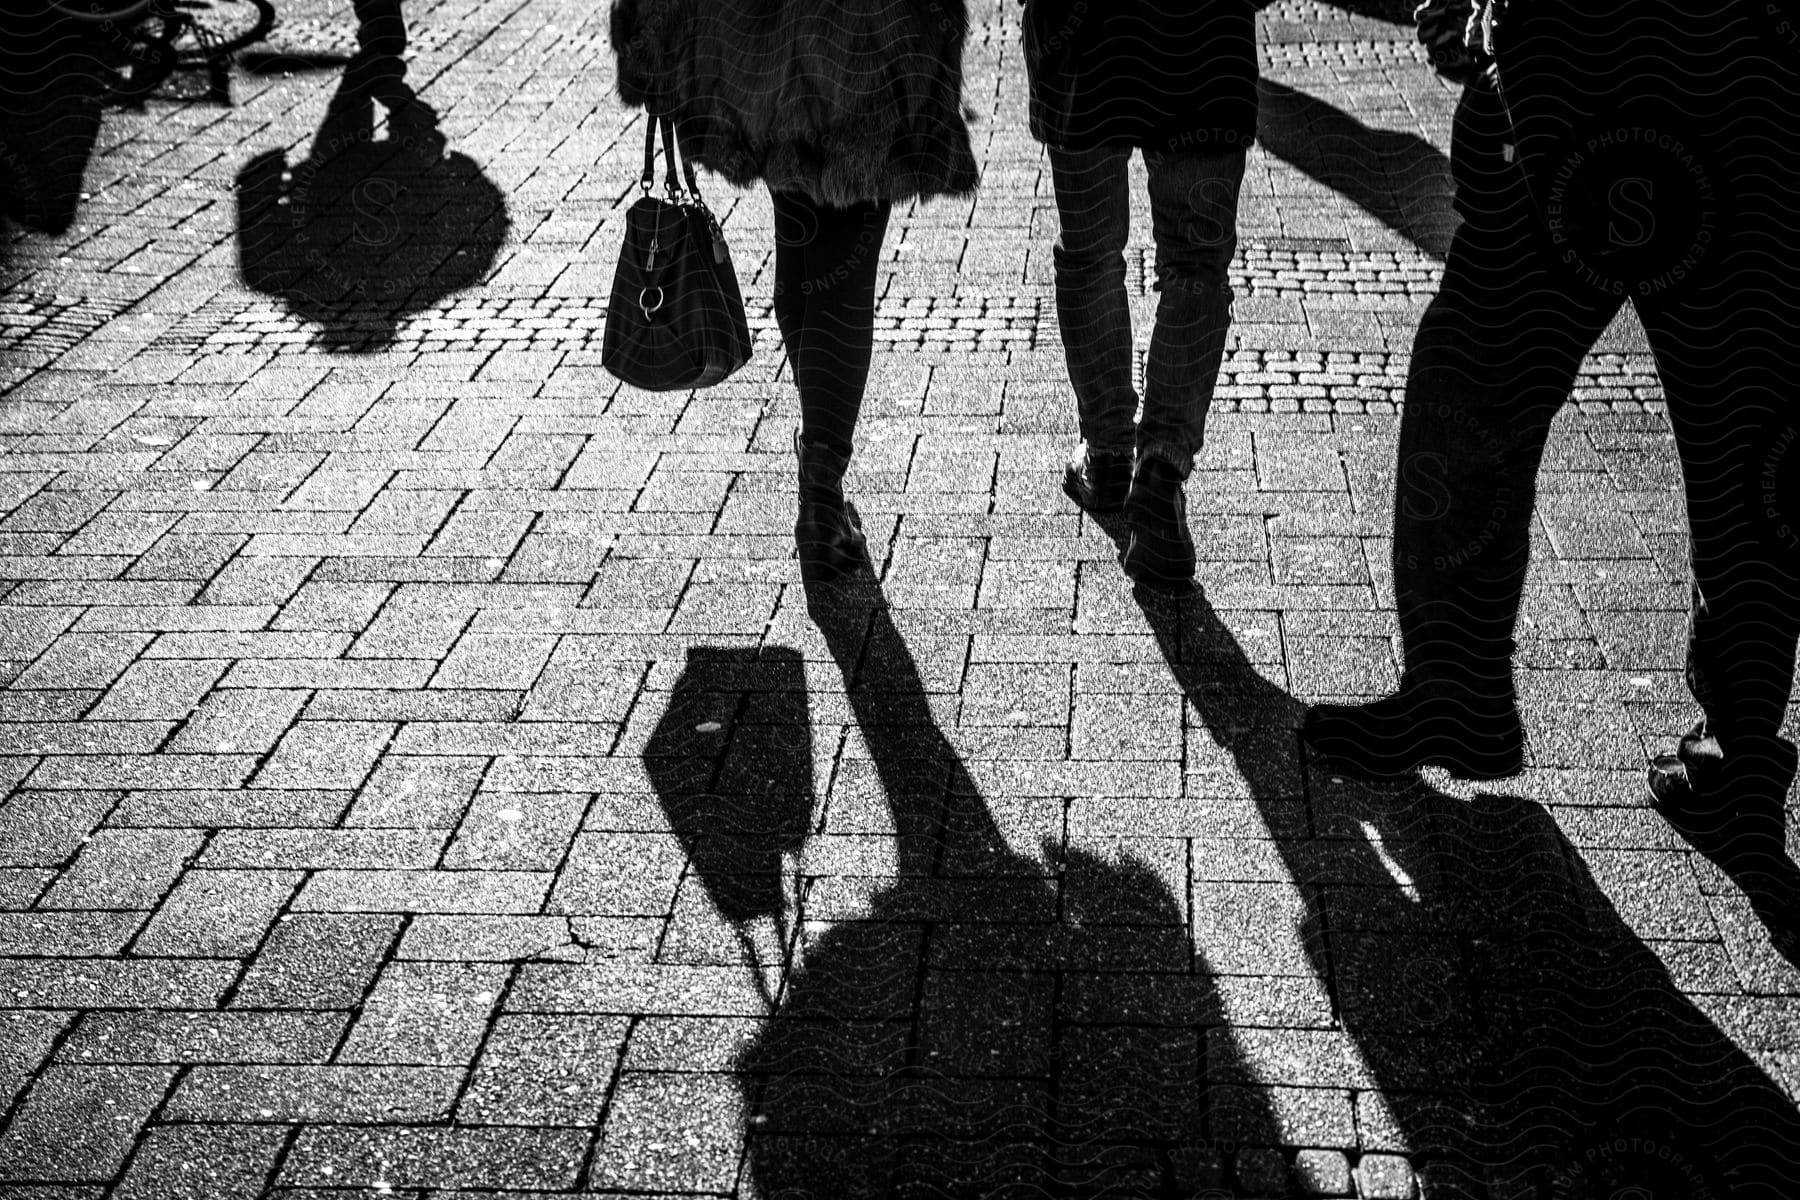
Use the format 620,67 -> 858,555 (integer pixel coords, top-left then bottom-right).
1062,442 -> 1131,514
1121,453 -> 1195,589
1647,754 -> 1789,847
1302,690 -> 1525,781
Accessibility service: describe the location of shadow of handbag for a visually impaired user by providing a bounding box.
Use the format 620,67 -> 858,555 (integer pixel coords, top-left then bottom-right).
602,112 -> 752,390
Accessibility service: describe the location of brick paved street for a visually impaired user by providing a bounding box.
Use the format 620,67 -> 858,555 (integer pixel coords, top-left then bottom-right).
1,0 -> 1797,1195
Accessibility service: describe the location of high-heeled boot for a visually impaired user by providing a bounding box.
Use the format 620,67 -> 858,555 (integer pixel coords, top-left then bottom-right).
794,431 -> 867,581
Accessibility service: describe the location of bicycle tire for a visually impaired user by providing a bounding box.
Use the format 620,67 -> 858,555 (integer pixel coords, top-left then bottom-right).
166,0 -> 274,63
48,0 -> 155,23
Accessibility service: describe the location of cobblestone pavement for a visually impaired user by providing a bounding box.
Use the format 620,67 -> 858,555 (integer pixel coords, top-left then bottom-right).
1,0 -> 1797,1195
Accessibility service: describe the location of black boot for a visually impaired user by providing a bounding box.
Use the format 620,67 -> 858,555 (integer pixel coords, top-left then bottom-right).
1122,450 -> 1195,589
1063,442 -> 1131,514
1301,670 -> 1525,782
794,431 -> 867,582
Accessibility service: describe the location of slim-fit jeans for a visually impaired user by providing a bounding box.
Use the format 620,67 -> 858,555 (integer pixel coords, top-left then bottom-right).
1048,144 -> 1245,469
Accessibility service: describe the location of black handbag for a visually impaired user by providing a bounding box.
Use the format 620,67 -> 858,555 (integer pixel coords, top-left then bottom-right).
602,113 -> 752,391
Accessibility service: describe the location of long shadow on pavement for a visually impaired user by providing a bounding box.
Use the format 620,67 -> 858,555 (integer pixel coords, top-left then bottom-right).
1255,78 -> 1457,259
235,72 -> 507,351
1130,575 -> 1800,1197
647,576 -> 1283,1196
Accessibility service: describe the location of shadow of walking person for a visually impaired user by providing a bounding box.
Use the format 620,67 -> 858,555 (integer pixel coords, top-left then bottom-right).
1255,79 -> 1456,259
0,10 -> 107,242
1126,574 -> 1800,1196
646,575 -> 1281,1196
235,72 -> 506,351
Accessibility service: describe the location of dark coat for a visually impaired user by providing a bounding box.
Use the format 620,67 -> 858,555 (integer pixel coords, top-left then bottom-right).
1021,0 -> 1259,153
609,0 -> 980,207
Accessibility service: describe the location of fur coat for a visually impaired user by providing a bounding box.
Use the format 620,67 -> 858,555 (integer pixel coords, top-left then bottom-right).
610,0 -> 980,206
1022,0 -> 1258,153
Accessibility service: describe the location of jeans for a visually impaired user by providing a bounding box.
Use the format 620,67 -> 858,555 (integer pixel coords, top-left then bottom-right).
1048,144 -> 1245,469
1394,84 -> 1800,806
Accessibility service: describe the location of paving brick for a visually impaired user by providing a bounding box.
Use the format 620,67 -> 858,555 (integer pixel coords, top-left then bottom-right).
0,1012 -> 73,1112
63,1011 -> 347,1065
291,870 -> 550,915
279,1127 -> 589,1190
344,755 -> 484,828
27,754 -> 257,791
430,633 -> 556,691
394,914 -> 592,963
232,913 -> 400,1009
106,788 -> 343,828
165,689 -> 307,755
0,790 -> 117,865
3,960 -> 237,1009
442,792 -> 585,872
132,868 -> 301,957
12,632 -> 153,690
38,828 -> 202,909
113,1124 -> 287,1200
0,1065 -> 175,1181
199,556 -> 314,606
589,1073 -> 746,1193
88,658 -> 226,720
272,581 -> 393,632
0,910 -> 145,956
201,829 -> 444,871
252,721 -> 393,790
547,832 -> 686,917
458,1014 -> 629,1125
166,1064 -> 463,1123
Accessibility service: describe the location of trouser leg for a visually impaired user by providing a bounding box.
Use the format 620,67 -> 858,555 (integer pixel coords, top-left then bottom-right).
1138,146 -> 1245,468
1048,145 -> 1137,453
1392,88 -> 1622,697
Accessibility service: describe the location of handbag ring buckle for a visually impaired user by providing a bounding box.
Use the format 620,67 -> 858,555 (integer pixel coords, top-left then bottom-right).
639,286 -> 665,321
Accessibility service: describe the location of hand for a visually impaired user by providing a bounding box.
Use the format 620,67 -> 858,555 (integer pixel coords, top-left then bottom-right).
1414,0 -> 1487,86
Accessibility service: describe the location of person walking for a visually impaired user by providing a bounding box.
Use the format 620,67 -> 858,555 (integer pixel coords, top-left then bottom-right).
1303,2 -> 1800,857
609,0 -> 979,582
1021,0 -> 1258,586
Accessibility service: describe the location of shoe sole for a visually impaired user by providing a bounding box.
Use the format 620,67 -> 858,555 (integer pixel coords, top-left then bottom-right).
1308,747 -> 1523,783
1301,724 -> 1524,783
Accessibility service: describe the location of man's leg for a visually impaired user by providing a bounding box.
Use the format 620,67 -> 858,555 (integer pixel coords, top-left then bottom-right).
1638,70 -> 1800,841
1048,145 -> 1136,511
1304,86 -> 1622,779
1119,146 -> 1245,587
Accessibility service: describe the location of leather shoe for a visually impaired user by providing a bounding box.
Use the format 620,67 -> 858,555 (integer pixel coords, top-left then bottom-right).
1063,442 -> 1131,514
1302,688 -> 1525,781
1121,452 -> 1195,589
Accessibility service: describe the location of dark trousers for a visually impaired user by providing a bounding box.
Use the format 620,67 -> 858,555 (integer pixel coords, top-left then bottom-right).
1048,144 -> 1245,468
1397,85 -> 1800,805
769,190 -> 892,458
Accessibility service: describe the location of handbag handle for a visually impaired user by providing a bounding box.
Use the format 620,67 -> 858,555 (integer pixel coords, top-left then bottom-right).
639,112 -> 704,204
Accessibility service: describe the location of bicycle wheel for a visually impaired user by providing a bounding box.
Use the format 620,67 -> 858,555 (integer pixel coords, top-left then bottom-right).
48,0 -> 155,22
165,0 -> 274,63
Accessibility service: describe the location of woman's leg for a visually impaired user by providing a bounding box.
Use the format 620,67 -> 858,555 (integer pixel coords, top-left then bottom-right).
769,190 -> 810,377
787,195 -> 891,457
